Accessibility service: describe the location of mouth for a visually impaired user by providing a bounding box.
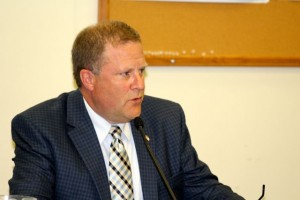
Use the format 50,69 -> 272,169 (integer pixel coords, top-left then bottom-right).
130,96 -> 143,103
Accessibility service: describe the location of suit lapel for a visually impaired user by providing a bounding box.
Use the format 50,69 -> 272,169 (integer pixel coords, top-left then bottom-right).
66,90 -> 111,200
66,91 -> 159,200
131,120 -> 158,200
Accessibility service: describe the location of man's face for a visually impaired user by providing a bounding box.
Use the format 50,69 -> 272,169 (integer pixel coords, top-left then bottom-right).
90,41 -> 147,123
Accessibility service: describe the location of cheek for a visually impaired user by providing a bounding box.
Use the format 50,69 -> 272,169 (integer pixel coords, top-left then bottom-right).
95,79 -> 131,105
106,85 -> 129,105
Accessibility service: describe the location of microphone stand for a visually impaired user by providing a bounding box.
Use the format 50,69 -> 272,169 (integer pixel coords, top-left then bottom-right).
136,125 -> 177,200
258,185 -> 265,200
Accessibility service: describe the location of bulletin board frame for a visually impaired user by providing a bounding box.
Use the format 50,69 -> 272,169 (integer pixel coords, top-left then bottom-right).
98,0 -> 300,66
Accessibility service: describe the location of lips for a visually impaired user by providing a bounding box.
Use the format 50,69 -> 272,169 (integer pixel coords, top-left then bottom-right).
131,96 -> 143,103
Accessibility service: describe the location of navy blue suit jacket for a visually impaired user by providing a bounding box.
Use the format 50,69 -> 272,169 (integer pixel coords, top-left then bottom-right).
9,90 -> 244,200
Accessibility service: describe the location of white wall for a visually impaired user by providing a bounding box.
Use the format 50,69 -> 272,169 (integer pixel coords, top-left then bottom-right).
1,1 -> 300,199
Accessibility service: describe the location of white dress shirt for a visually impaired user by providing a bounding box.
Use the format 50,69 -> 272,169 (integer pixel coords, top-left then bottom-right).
83,98 -> 144,200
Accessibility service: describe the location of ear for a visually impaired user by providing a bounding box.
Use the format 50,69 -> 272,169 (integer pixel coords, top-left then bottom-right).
80,69 -> 95,91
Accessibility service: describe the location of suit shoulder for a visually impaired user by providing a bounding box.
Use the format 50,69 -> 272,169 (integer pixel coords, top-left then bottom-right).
12,91 -> 76,123
143,95 -> 181,109
142,95 -> 184,118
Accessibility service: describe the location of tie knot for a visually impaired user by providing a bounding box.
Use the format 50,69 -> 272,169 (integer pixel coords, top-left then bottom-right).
109,125 -> 122,139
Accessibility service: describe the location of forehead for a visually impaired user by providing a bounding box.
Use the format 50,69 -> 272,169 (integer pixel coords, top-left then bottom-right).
102,42 -> 146,69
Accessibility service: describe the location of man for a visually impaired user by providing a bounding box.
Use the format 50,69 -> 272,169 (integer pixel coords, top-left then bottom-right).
9,21 -> 244,200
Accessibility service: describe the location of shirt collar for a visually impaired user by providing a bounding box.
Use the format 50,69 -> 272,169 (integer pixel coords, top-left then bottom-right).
83,97 -> 131,142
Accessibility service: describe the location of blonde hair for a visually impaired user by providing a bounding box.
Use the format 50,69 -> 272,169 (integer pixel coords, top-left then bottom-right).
71,21 -> 141,87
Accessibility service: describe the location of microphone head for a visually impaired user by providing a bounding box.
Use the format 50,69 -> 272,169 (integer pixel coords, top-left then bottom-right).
134,117 -> 144,128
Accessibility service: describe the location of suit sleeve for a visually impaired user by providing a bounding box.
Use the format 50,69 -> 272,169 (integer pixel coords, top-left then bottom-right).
177,106 -> 245,200
9,114 -> 54,200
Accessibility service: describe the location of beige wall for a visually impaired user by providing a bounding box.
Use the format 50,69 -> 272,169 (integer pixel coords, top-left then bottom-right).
1,0 -> 300,199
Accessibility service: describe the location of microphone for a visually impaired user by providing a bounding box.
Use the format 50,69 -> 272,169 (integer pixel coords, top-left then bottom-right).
258,184 -> 265,200
134,117 -> 177,200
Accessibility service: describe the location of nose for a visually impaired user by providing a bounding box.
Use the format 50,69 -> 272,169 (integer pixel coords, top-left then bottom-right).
131,70 -> 145,90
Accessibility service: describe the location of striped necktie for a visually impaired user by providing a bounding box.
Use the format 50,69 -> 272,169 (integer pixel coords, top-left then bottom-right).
109,125 -> 134,200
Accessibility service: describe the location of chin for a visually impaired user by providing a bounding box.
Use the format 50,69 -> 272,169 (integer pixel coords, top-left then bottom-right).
128,111 -> 141,120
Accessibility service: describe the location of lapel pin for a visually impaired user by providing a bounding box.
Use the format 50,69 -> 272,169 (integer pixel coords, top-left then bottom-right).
145,135 -> 150,142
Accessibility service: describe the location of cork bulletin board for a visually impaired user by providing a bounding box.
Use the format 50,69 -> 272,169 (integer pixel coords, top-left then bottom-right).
98,0 -> 300,66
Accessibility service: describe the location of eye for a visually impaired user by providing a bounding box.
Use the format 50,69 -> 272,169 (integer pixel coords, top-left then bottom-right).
120,71 -> 131,77
139,67 -> 146,75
